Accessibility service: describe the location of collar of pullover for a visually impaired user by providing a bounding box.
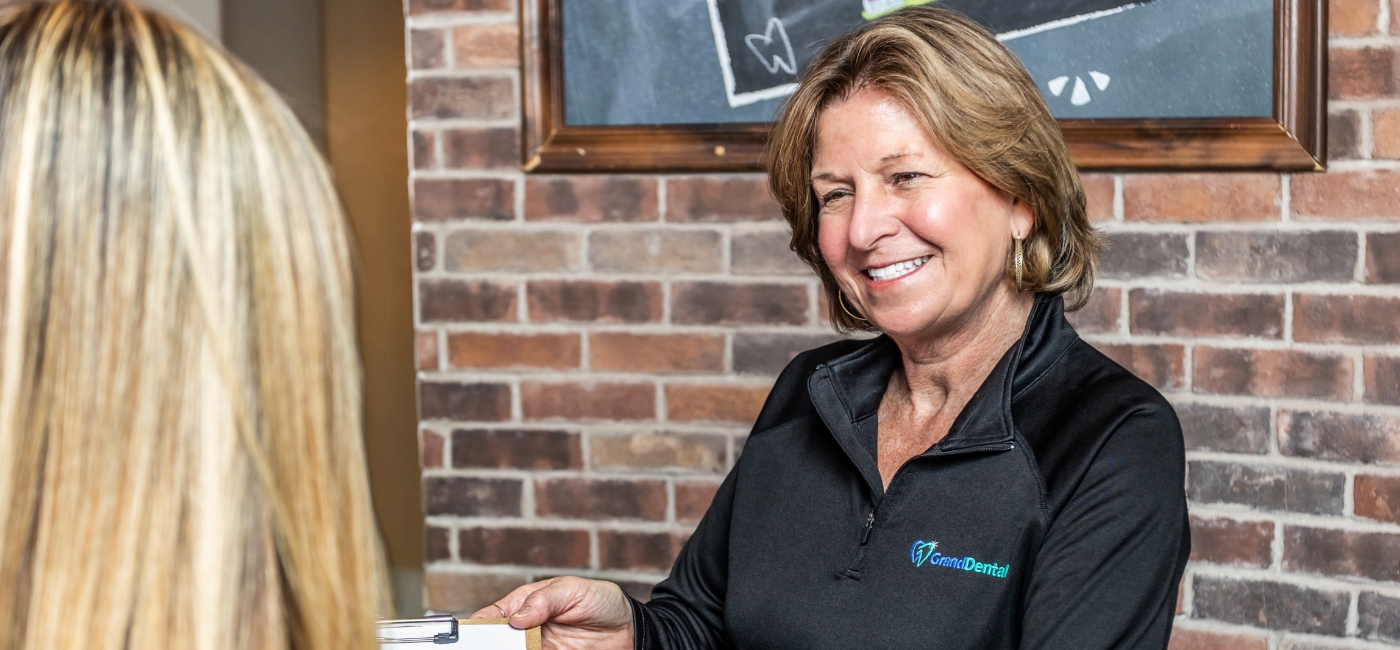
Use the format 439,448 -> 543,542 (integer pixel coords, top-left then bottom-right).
805,292 -> 1078,497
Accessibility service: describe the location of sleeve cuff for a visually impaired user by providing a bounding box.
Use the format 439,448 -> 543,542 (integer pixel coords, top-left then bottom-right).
625,591 -> 655,650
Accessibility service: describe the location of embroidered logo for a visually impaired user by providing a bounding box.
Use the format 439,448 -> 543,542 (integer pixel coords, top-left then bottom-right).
910,540 -> 1010,579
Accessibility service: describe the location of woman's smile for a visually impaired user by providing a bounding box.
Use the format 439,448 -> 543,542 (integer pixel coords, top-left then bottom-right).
862,254 -> 932,283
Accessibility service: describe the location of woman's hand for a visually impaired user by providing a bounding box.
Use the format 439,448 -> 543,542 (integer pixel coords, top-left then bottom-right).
469,576 -> 634,650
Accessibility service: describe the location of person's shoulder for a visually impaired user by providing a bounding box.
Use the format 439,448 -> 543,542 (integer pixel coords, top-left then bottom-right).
749,337 -> 871,434
1015,337 -> 1185,512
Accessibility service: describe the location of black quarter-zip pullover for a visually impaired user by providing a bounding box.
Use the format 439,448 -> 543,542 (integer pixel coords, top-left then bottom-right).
630,294 -> 1190,649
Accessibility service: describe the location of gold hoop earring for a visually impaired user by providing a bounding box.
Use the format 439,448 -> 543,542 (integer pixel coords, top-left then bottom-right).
1014,236 -> 1024,292
838,292 -> 868,323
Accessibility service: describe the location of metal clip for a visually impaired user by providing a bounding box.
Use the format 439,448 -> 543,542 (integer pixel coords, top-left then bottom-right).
377,615 -> 459,645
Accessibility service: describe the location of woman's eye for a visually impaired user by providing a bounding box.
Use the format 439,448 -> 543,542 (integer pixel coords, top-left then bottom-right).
820,189 -> 851,206
894,172 -> 922,184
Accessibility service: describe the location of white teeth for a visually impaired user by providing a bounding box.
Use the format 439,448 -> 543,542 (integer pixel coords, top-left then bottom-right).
865,255 -> 930,281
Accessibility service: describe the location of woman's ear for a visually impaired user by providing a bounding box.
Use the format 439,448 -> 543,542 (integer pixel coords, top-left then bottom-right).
1010,196 -> 1034,240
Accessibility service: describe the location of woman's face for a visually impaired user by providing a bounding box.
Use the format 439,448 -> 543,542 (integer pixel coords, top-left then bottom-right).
811,87 -> 1032,341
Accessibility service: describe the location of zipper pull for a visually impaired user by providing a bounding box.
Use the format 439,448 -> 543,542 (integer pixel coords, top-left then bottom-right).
860,512 -> 875,545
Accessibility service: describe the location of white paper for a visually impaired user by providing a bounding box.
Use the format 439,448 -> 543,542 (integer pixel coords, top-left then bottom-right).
379,621 -> 527,649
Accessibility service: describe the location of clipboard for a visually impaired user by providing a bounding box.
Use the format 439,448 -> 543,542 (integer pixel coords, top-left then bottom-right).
378,615 -> 542,650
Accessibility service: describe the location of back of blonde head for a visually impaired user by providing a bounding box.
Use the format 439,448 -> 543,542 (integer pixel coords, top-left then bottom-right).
0,2 -> 387,649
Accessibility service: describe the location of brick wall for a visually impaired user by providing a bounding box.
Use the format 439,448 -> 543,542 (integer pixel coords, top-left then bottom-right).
404,0 -> 1400,646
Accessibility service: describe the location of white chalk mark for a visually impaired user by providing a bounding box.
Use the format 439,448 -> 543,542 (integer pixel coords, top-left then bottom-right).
997,3 -> 1140,42
704,0 -> 743,107
1048,76 -> 1070,96
1070,77 -> 1091,105
1090,71 -> 1111,90
745,17 -> 797,75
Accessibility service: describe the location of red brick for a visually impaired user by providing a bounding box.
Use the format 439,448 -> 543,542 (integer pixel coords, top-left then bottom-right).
419,279 -> 516,322
731,231 -> 812,275
1394,0 -> 1400,33
1375,107 -> 1400,159
1065,287 -> 1119,334
1193,347 -> 1352,400
417,330 -> 440,370
426,525 -> 451,562
521,381 -> 655,421
414,178 -> 514,221
1360,591 -> 1400,644
1167,629 -> 1268,650
1081,173 -> 1114,222
424,571 -> 524,615
1328,110 -> 1362,160
1367,232 -> 1400,283
419,381 -> 512,422
588,432 -> 727,472
423,477 -> 521,516
665,176 -> 780,222
527,281 -> 662,323
1122,174 -> 1279,222
672,282 -> 809,325
675,481 -> 722,522
415,231 -> 437,271
408,0 -> 510,14
598,531 -> 688,572
442,128 -> 517,170
1355,474 -> 1400,524
1365,355 -> 1400,405
732,332 -> 844,375
588,230 -> 723,273
590,333 -> 725,373
1100,232 -> 1188,279
413,131 -> 436,170
534,478 -> 667,520
1192,576 -> 1349,635
1129,290 -> 1284,338
421,428 -> 445,468
454,22 -> 518,68
666,384 -> 769,424
410,76 -> 514,120
1292,170 -> 1400,219
1330,46 -> 1398,99
1188,460 -> 1345,515
1091,343 -> 1185,391
410,29 -> 445,69
1284,525 -> 1400,582
1294,294 -> 1400,343
458,527 -> 590,568
447,332 -> 580,370
1175,402 -> 1271,454
452,429 -> 582,470
1330,0 -> 1381,35
1194,231 -> 1357,283
524,176 -> 658,222
1279,410 -> 1400,464
443,230 -> 579,273
1189,516 -> 1273,567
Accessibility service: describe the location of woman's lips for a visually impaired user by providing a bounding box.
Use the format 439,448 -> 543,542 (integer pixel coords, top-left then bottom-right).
864,255 -> 931,282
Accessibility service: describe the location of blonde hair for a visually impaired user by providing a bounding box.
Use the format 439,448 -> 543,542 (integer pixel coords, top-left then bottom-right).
767,6 -> 1101,331
0,2 -> 387,649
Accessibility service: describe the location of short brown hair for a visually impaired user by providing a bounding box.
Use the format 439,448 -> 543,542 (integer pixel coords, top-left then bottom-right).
767,6 -> 1101,331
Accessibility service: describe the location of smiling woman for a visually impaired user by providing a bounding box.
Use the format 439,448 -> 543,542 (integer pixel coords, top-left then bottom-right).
472,7 -> 1189,650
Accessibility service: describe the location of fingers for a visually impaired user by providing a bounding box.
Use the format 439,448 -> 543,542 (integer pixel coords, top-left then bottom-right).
466,601 -> 508,620
467,579 -> 557,619
505,576 -> 605,630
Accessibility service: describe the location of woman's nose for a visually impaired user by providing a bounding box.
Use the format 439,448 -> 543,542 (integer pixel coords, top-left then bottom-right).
847,186 -> 902,250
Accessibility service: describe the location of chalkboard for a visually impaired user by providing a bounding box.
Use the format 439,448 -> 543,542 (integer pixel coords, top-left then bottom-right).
523,0 -> 1325,172
562,0 -> 1273,125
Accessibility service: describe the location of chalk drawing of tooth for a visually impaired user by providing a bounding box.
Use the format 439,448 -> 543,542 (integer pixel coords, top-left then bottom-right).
745,17 -> 797,75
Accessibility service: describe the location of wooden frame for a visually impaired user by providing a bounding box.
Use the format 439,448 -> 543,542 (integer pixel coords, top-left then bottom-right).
521,0 -> 1326,173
